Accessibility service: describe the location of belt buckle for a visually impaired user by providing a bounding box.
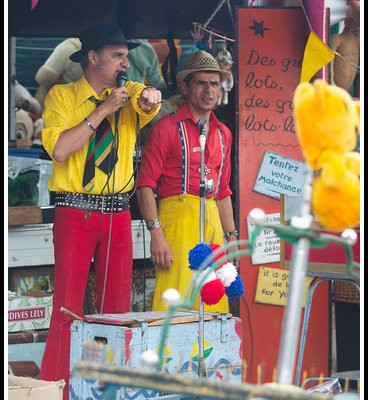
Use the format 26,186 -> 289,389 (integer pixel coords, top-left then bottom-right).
100,196 -> 109,214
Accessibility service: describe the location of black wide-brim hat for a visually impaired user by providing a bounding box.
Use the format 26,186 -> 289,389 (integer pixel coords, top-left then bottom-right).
69,23 -> 140,63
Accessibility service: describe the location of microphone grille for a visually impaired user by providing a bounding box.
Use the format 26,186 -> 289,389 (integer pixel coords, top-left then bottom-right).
117,71 -> 127,80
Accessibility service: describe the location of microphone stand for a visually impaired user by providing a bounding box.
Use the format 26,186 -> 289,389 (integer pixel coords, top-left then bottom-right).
198,119 -> 207,379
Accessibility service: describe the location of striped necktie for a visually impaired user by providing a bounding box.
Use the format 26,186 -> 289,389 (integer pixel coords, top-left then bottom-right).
82,97 -> 118,191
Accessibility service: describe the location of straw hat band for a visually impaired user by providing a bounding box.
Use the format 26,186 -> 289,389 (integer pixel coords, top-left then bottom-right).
176,50 -> 231,84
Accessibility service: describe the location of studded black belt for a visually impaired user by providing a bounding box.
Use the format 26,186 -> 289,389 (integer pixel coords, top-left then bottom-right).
54,192 -> 130,213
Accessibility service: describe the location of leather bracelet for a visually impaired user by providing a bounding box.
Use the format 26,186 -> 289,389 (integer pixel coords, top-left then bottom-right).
84,117 -> 96,132
224,230 -> 239,239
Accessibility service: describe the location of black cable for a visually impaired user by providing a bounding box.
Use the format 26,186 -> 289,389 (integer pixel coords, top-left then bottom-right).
102,113 -> 142,199
99,112 -> 145,313
99,110 -> 134,312
131,116 -> 151,311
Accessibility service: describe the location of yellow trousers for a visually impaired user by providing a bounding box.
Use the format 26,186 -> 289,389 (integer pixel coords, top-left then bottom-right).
152,194 -> 229,313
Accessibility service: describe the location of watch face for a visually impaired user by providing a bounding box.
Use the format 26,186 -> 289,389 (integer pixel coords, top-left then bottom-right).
148,219 -> 160,230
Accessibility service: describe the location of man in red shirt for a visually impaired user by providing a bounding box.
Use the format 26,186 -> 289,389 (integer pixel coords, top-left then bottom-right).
136,50 -> 239,312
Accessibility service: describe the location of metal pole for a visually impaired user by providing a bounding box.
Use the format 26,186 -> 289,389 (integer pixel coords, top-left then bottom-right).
9,37 -> 16,141
276,166 -> 313,384
197,118 -> 207,378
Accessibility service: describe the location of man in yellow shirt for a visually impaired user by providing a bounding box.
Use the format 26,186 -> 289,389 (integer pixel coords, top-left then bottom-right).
39,23 -> 162,400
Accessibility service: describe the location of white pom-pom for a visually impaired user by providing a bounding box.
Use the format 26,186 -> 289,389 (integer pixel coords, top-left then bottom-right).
193,269 -> 217,287
216,262 -> 237,287
203,270 -> 217,284
162,288 -> 181,306
249,208 -> 266,224
341,229 -> 358,245
141,350 -> 159,367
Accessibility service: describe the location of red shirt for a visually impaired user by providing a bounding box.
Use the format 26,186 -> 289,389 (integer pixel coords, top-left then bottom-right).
137,102 -> 233,200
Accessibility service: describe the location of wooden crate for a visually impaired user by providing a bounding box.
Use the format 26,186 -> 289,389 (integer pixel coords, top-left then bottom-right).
70,312 -> 243,399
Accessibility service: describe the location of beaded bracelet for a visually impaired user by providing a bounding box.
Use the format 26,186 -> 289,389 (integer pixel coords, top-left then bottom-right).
84,117 -> 96,132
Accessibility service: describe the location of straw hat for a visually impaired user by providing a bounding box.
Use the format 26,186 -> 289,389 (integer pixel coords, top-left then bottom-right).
176,50 -> 232,84
70,23 -> 139,63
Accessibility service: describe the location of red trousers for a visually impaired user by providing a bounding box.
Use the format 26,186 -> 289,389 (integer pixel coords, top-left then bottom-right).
39,207 -> 133,400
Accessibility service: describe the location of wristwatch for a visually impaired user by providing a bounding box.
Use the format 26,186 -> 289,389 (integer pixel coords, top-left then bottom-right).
146,218 -> 161,231
224,230 -> 239,240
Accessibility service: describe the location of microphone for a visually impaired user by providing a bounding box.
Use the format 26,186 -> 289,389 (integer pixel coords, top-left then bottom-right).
197,118 -> 207,149
116,72 -> 128,119
117,71 -> 127,88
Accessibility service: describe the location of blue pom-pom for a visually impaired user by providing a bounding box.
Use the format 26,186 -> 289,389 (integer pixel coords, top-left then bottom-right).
225,275 -> 245,302
188,243 -> 213,270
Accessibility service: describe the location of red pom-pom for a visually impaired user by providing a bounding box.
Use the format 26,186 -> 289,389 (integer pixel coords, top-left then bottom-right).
209,243 -> 227,266
200,279 -> 225,305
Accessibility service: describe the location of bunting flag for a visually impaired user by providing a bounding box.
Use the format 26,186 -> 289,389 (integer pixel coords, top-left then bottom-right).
300,30 -> 335,83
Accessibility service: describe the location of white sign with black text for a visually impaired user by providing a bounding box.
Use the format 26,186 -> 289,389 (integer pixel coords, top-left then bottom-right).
253,151 -> 306,199
246,212 -> 280,265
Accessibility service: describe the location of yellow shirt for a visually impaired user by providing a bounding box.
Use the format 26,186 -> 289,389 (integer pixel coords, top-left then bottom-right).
42,75 -> 159,194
